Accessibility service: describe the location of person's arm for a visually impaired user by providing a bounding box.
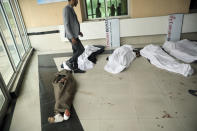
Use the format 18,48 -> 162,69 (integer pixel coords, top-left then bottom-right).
63,7 -> 75,41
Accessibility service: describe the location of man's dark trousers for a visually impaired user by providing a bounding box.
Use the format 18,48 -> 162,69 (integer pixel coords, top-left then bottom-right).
68,38 -> 84,69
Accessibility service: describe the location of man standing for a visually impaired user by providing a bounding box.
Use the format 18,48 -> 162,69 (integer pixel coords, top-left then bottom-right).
96,2 -> 101,18
110,4 -> 115,16
117,3 -> 121,16
63,0 -> 85,73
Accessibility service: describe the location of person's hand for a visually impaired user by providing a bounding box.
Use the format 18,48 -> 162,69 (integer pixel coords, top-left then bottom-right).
59,77 -> 67,83
71,38 -> 77,44
79,32 -> 83,37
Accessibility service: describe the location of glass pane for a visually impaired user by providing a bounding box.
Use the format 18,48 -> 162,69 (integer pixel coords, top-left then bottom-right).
92,0 -> 97,18
2,0 -> 25,58
106,0 -> 116,16
106,0 -> 128,17
121,0 -> 128,15
86,0 -> 92,19
14,0 -> 31,50
0,88 -> 5,110
86,0 -> 106,19
0,36 -> 14,85
10,0 -> 28,51
94,0 -> 105,18
10,0 -> 29,50
0,8 -> 20,67
86,0 -> 128,19
116,0 -> 128,16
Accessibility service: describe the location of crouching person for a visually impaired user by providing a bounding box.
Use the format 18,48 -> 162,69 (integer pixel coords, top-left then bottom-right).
48,69 -> 77,123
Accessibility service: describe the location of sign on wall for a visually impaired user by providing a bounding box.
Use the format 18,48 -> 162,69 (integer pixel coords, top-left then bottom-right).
105,19 -> 120,48
167,14 -> 183,41
37,0 -> 67,4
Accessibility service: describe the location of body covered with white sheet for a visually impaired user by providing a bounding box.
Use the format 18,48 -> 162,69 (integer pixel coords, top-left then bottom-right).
104,45 -> 136,74
163,39 -> 197,63
140,44 -> 193,77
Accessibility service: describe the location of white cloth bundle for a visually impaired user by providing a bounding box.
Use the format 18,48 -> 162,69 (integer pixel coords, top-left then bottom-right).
140,44 -> 194,77
62,45 -> 101,71
104,45 -> 136,74
78,45 -> 101,70
163,39 -> 197,63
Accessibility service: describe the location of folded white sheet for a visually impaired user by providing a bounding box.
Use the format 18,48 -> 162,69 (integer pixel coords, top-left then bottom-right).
140,44 -> 194,77
104,45 -> 136,74
163,39 -> 197,63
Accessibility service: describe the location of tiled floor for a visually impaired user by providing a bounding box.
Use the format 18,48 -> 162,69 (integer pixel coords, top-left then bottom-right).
9,51 -> 197,131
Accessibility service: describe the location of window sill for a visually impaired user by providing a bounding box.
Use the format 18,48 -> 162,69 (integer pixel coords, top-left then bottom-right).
82,15 -> 131,23
9,48 -> 34,98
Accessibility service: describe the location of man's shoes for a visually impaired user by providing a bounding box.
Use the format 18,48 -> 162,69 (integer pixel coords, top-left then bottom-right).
74,68 -> 86,73
66,61 -> 85,73
66,61 -> 74,70
60,64 -> 64,68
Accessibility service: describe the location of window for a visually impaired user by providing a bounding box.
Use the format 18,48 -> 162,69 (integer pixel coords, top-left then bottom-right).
10,0 -> 31,51
0,7 -> 20,68
0,0 -> 32,87
190,0 -> 197,13
2,0 -> 26,58
85,0 -> 128,19
0,0 -> 32,125
0,34 -> 14,85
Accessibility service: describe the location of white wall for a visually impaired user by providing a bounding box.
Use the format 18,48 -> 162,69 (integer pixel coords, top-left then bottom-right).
55,13 -> 197,41
119,16 -> 168,37
28,13 -> 197,52
58,16 -> 168,41
182,13 -> 197,33
58,21 -> 106,41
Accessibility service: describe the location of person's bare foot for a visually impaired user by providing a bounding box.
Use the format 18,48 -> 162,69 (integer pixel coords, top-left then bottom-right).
48,117 -> 55,123
64,109 -> 70,120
